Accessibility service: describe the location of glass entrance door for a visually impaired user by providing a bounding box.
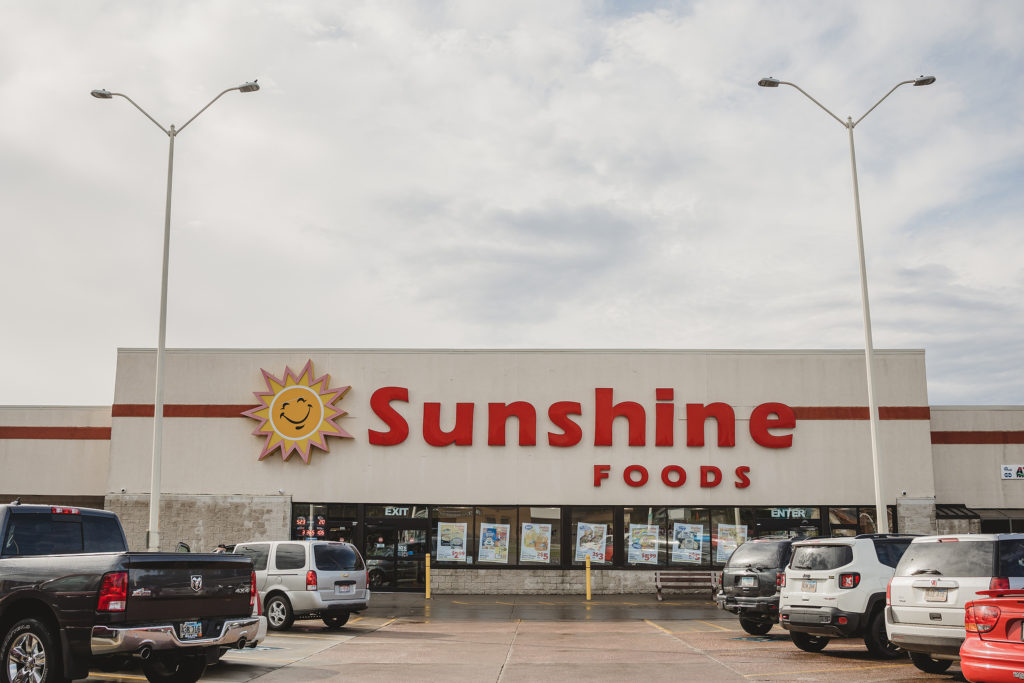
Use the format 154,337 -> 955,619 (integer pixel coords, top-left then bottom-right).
364,524 -> 427,591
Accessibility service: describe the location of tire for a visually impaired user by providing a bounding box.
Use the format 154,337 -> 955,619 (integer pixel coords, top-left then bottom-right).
790,631 -> 829,652
864,610 -> 904,659
1,617 -> 69,683
323,613 -> 350,629
739,617 -> 773,636
265,594 -> 295,631
141,656 -> 207,683
909,651 -> 953,674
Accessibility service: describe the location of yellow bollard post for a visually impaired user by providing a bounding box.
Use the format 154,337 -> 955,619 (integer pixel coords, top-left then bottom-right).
586,554 -> 592,601
425,553 -> 431,599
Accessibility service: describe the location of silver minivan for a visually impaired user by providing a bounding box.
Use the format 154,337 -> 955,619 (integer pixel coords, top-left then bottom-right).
233,540 -> 370,630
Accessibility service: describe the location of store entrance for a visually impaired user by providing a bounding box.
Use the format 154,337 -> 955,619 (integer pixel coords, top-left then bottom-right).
364,523 -> 427,592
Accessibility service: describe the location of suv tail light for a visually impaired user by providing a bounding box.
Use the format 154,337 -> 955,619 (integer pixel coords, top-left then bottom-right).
965,604 -> 1000,633
777,572 -> 785,588
98,571 -> 127,612
886,578 -> 892,606
306,570 -> 318,591
991,577 -> 1010,591
839,572 -> 861,589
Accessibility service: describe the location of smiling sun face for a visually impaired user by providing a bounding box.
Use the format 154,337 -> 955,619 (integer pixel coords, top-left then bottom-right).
242,361 -> 353,463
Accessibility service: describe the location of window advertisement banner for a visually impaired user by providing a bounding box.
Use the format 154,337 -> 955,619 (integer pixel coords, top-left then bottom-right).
628,524 -> 659,564
520,523 -> 552,563
478,523 -> 510,563
574,522 -> 608,563
437,522 -> 467,562
672,523 -> 704,563
716,523 -> 748,563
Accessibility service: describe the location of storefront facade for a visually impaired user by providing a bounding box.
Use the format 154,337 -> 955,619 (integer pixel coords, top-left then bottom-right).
3,348 -> 1023,593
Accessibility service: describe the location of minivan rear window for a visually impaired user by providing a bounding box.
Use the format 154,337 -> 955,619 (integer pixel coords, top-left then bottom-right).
727,541 -> 787,568
235,543 -> 270,571
896,540 -> 996,577
790,545 -> 853,570
314,544 -> 363,571
998,539 -> 1024,576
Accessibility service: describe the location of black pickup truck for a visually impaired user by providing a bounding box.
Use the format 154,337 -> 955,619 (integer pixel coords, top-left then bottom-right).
0,503 -> 259,683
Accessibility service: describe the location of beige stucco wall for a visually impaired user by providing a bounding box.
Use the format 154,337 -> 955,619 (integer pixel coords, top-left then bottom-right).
107,348 -> 935,508
930,406 -> 1024,509
0,406 -> 110,498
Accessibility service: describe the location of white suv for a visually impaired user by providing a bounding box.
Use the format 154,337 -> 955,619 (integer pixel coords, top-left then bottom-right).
779,535 -> 916,658
233,540 -> 370,630
886,533 -> 1024,674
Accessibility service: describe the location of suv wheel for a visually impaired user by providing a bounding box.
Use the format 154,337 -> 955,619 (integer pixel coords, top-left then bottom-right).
790,631 -> 829,652
265,595 -> 295,631
323,613 -> 350,629
739,617 -> 772,636
909,652 -> 952,674
863,610 -> 903,659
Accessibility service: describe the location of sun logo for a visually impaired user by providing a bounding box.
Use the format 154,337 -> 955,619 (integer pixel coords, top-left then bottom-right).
242,360 -> 353,463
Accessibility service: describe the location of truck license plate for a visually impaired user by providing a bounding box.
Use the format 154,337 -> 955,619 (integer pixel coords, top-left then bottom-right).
740,576 -> 756,587
180,621 -> 203,640
801,580 -> 816,592
924,588 -> 948,602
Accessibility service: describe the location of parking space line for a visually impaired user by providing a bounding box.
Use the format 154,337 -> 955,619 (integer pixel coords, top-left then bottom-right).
696,620 -> 733,632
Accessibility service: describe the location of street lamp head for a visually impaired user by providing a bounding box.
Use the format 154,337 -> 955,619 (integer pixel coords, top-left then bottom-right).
757,77 -> 781,88
913,75 -> 936,86
91,89 -> 113,99
237,80 -> 260,93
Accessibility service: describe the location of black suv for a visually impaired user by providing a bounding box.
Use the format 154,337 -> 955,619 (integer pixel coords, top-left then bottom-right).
716,536 -> 801,634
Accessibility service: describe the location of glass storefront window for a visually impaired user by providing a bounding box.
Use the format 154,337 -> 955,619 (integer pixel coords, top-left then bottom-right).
476,506 -> 518,566
624,507 -> 667,567
570,507 -> 614,566
667,507 -> 710,567
710,508 -> 756,565
857,506 -> 896,534
292,503 -> 357,542
431,506 -> 474,564
519,506 -> 560,565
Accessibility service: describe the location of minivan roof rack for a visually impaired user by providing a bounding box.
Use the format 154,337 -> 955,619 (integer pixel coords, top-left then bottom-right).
854,533 -> 919,539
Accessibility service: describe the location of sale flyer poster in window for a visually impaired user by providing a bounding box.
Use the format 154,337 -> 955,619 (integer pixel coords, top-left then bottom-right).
628,524 -> 659,564
574,522 -> 608,563
520,523 -> 551,563
478,523 -> 510,563
671,523 -> 704,563
437,522 -> 467,561
715,523 -> 748,563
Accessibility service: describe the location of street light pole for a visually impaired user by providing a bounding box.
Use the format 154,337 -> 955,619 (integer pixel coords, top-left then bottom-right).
91,82 -> 260,551
757,75 -> 935,534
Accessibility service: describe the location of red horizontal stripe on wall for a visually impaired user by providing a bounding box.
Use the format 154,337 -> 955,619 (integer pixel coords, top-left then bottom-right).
792,407 -> 930,420
931,431 -> 1024,445
112,404 -> 258,418
0,426 -> 111,440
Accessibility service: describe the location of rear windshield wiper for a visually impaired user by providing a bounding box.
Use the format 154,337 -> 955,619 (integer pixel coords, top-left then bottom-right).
745,564 -> 766,572
792,564 -> 811,569
911,568 -> 943,576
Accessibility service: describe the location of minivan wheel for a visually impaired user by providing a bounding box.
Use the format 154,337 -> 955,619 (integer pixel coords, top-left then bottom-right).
790,631 -> 829,652
909,652 -> 952,674
265,595 -> 295,630
739,617 -> 773,636
323,613 -> 350,629
864,610 -> 904,659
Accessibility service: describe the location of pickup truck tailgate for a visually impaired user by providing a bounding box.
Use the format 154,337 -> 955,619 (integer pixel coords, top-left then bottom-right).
124,553 -> 253,622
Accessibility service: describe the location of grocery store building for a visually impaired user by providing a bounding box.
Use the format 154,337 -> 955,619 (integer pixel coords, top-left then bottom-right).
3,348 -> 1023,594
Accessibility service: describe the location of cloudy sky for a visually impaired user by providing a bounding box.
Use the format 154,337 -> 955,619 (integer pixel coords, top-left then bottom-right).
2,1 -> 1022,406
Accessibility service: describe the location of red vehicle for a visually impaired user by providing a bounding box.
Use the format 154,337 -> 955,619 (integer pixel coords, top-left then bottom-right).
961,588 -> 1024,683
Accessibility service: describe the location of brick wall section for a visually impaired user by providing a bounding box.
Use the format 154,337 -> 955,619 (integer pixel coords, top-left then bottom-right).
104,493 -> 290,552
429,569 -> 711,596
896,498 -> 937,535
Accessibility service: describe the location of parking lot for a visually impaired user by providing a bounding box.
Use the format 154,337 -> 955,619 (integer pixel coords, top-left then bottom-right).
81,594 -> 966,682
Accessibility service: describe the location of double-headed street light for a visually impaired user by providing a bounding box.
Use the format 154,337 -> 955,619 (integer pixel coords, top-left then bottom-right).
91,81 -> 260,550
757,75 -> 935,534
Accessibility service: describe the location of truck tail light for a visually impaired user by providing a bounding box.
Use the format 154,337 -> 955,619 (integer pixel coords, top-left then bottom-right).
965,604 -> 1000,633
777,572 -> 785,588
98,571 -> 127,612
306,570 -> 318,591
250,570 -> 257,609
50,506 -> 80,514
839,573 -> 860,589
991,577 -> 1010,591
